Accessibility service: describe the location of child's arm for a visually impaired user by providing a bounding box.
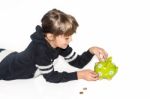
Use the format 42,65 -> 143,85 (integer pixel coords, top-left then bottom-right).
89,46 -> 108,61
43,70 -> 78,83
42,69 -> 99,83
59,46 -> 94,68
59,46 -> 108,68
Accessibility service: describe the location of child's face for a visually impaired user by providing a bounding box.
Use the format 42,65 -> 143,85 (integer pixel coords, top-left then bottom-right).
47,34 -> 72,49
54,35 -> 72,49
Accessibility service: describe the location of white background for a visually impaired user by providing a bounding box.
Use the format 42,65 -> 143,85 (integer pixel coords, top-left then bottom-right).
0,0 -> 150,99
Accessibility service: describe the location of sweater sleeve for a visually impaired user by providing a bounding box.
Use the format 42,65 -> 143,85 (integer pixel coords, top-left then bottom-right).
43,70 -> 77,83
35,62 -> 78,83
59,46 -> 94,68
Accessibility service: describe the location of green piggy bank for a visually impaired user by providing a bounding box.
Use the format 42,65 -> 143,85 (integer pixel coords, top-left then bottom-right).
94,57 -> 118,80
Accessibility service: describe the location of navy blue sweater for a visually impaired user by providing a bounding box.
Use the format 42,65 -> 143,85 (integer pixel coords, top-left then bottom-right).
0,25 -> 94,83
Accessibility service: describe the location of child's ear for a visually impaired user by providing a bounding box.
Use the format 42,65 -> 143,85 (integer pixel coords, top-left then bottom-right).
46,33 -> 54,40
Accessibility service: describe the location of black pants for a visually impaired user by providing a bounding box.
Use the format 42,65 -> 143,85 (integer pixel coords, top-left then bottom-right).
0,49 -> 8,80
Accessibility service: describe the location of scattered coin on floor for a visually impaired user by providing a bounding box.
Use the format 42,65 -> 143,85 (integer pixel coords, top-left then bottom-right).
83,87 -> 87,90
79,91 -> 84,94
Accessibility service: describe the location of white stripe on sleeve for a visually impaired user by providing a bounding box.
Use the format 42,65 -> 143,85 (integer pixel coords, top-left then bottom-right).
40,68 -> 54,74
64,50 -> 75,59
36,64 -> 53,69
65,53 -> 78,63
34,57 -> 60,77
34,67 -> 54,77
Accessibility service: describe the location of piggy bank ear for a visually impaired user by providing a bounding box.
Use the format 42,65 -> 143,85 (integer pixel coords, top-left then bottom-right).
95,62 -> 98,65
95,61 -> 101,66
107,57 -> 112,63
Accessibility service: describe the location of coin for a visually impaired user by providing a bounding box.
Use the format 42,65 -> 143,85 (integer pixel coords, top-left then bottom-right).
79,91 -> 83,94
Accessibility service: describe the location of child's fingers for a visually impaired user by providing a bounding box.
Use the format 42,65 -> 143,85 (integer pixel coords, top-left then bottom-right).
95,52 -> 104,61
91,74 -> 99,78
90,71 -> 98,75
86,70 -> 99,81
93,51 -> 100,59
102,50 -> 108,59
90,72 -> 99,78
90,75 -> 99,81
98,49 -> 108,61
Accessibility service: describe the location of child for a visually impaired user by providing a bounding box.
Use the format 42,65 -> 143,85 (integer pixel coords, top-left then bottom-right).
0,9 -> 108,83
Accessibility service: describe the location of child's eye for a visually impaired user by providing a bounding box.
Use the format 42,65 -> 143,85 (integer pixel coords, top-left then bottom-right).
65,37 -> 69,40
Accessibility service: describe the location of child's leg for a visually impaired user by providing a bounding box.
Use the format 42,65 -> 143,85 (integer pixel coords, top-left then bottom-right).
0,49 -> 14,80
0,49 -> 14,63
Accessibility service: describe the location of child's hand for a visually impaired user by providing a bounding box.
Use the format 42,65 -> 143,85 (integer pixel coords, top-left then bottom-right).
89,47 -> 108,61
77,69 -> 99,81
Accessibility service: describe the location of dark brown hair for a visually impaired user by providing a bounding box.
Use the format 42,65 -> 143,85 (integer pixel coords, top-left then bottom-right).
41,9 -> 79,36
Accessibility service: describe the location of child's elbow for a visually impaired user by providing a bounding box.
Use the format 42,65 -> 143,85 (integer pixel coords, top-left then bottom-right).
46,79 -> 60,83
78,66 -> 84,69
43,75 -> 61,83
